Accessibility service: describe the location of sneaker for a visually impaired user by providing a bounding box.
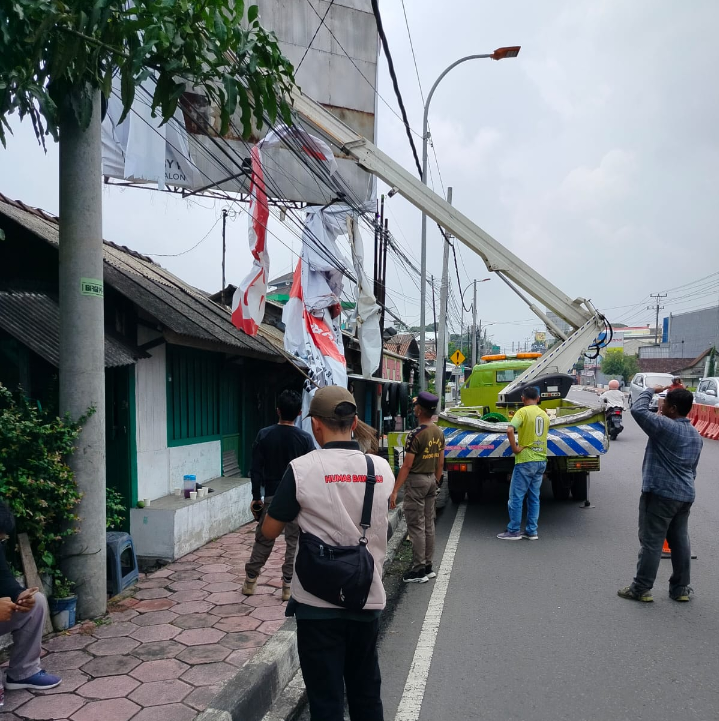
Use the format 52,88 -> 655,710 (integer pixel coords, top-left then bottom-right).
5,669 -> 62,691
670,586 -> 694,602
242,575 -> 258,596
424,565 -> 437,579
282,580 -> 292,602
522,531 -> 539,540
496,530 -> 522,541
403,569 -> 429,584
617,586 -> 653,603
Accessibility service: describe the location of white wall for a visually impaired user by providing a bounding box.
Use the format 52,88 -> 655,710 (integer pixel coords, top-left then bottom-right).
134,331 -> 222,501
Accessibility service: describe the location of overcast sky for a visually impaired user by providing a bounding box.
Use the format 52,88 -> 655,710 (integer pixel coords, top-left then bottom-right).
1,0 -> 718,350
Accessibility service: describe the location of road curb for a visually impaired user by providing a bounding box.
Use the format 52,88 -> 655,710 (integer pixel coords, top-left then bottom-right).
195,507 -> 405,721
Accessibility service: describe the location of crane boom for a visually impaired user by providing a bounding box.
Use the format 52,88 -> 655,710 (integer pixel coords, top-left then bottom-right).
291,88 -> 606,394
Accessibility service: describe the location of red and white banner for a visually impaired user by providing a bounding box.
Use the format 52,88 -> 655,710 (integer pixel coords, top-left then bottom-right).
231,146 -> 269,335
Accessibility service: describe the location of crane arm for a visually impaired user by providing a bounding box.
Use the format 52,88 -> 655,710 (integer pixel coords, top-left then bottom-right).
292,88 -> 592,330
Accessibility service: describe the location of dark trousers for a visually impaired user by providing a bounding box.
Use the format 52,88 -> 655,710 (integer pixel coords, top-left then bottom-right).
297,617 -> 384,721
632,491 -> 692,595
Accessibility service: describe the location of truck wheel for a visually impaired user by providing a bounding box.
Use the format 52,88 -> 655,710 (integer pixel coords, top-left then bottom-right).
448,475 -> 466,504
571,473 -> 588,501
551,476 -> 570,501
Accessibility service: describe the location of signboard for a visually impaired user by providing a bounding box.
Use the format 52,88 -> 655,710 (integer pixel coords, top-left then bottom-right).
450,350 -> 466,365
535,331 -> 546,343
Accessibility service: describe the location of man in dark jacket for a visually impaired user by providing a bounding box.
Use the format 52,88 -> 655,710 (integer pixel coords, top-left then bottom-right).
618,386 -> 703,602
242,390 -> 315,601
0,502 -> 62,691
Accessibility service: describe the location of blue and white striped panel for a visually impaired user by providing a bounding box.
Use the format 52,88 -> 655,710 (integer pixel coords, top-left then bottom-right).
443,422 -> 607,459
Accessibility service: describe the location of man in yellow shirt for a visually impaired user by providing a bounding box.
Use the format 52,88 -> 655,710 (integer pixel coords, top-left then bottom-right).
497,386 -> 549,541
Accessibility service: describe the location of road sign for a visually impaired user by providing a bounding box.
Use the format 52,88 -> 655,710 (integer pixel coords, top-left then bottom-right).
450,350 -> 465,365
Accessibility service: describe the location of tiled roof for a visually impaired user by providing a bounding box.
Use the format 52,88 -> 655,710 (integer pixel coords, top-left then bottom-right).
0,290 -> 145,368
0,193 -> 282,361
637,349 -> 710,374
383,333 -> 419,359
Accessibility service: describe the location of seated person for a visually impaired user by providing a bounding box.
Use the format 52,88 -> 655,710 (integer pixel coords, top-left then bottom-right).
599,379 -> 626,409
0,502 -> 62,691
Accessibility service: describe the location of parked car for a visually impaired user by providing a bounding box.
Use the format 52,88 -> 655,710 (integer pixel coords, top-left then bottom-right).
694,377 -> 719,406
629,373 -> 674,410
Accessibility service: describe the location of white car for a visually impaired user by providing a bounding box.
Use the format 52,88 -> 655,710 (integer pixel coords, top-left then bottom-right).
695,377 -> 719,406
629,372 -> 674,410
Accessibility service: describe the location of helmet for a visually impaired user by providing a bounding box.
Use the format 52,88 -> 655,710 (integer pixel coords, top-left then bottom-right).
608,379 -> 620,390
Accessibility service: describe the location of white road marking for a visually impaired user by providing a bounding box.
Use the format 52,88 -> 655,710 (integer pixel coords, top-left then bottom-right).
394,502 -> 467,721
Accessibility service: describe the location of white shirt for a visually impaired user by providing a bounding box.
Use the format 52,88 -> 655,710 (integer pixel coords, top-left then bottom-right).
599,389 -> 625,408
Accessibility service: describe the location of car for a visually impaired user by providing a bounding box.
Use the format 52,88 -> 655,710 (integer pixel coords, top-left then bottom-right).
629,372 -> 674,410
694,377 -> 719,406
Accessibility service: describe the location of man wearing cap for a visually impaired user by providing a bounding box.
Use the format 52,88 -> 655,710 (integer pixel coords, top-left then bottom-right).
390,390 -> 445,583
497,386 -> 549,541
262,386 -> 394,721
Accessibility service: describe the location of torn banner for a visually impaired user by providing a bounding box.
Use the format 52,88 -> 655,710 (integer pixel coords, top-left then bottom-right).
231,127 -> 338,336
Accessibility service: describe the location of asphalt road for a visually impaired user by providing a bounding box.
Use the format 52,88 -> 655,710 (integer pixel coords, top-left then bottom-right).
299,390 -> 719,720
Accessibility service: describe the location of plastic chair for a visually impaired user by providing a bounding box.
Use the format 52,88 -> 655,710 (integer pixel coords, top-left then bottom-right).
106,531 -> 140,597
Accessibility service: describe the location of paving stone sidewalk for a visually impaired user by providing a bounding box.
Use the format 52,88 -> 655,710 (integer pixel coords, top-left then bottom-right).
1,522 -> 289,721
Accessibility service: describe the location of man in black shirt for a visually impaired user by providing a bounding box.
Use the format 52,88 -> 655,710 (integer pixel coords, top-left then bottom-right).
242,390 -> 315,601
0,502 -> 62,692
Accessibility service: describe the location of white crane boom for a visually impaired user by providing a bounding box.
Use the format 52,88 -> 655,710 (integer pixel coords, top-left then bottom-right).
291,88 -> 606,394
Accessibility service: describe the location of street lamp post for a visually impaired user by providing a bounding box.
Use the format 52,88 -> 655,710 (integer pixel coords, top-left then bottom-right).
418,46 -> 520,389
460,278 -> 490,368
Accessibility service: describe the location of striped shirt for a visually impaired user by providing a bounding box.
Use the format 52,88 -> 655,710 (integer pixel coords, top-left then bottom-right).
630,388 -> 702,502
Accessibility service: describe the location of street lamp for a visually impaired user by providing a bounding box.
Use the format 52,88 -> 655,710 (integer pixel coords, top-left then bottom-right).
419,47 -> 521,389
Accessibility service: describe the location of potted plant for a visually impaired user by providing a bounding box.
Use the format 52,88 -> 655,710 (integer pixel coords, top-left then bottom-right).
48,572 -> 77,631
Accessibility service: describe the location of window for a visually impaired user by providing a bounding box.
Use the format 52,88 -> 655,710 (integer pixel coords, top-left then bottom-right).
496,369 -> 523,383
636,376 -> 644,387
166,345 -> 221,444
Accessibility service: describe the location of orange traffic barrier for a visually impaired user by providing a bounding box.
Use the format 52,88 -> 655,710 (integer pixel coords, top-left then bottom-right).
662,539 -> 671,558
696,405 -> 710,436
688,405 -> 699,427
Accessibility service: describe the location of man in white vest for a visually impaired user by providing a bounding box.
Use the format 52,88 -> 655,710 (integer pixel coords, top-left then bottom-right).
262,385 -> 394,721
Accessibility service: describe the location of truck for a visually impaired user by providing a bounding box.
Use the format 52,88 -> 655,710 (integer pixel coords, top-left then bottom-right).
291,88 -> 608,503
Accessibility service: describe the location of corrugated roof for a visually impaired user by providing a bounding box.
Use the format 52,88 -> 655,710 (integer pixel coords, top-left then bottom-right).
0,194 -> 281,361
383,333 -> 419,359
0,290 -> 144,368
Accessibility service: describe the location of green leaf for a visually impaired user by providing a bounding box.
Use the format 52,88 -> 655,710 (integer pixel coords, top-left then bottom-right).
213,10 -> 227,43
247,4 -> 259,23
118,65 -> 136,124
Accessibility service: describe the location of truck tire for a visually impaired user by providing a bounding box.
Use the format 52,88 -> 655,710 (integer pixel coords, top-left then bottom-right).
448,474 -> 466,504
388,383 -> 399,417
399,382 -> 409,417
551,476 -> 570,501
571,473 -> 588,501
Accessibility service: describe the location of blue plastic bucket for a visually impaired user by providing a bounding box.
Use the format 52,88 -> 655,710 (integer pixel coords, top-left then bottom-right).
49,595 -> 77,631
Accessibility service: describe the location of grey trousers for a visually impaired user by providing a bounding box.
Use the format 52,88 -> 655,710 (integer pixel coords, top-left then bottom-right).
0,592 -> 46,681
632,492 -> 692,595
404,472 -> 437,572
245,497 -> 299,581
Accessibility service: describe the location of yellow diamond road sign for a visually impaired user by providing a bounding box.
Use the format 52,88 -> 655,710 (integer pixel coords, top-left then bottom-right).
450,350 -> 466,365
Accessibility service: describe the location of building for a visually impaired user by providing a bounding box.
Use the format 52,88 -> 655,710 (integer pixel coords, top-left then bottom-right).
637,347 -> 711,387
0,194 -> 301,562
665,306 -> 719,358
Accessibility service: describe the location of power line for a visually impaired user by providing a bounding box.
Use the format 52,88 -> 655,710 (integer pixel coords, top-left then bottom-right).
297,0 -> 336,71
146,214 -> 223,256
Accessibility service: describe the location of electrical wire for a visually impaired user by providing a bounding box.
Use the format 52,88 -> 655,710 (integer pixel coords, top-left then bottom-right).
146,214 -> 223,256
296,0 -> 336,72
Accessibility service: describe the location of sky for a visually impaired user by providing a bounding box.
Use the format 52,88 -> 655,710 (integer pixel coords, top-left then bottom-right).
1,0 -> 718,351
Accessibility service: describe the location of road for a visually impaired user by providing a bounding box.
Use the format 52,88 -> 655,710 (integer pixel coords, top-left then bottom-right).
299,390 -> 719,721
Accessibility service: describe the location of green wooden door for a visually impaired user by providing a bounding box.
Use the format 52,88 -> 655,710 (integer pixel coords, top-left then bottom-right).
105,366 -> 136,531
220,366 -> 241,475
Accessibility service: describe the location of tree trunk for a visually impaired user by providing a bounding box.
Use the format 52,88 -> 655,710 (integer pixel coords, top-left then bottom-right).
58,91 -> 107,619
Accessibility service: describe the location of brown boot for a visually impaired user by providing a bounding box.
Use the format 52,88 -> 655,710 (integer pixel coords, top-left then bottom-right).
242,575 -> 258,596
282,580 -> 292,602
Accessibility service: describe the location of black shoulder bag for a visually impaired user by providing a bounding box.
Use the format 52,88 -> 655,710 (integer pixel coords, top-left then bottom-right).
295,455 -> 377,611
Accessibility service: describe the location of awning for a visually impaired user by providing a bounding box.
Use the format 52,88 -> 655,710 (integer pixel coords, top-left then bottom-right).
0,290 -> 146,368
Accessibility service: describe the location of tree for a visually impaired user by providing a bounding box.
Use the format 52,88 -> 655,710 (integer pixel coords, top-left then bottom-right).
0,0 -> 295,147
0,0 -> 296,619
600,352 -> 639,382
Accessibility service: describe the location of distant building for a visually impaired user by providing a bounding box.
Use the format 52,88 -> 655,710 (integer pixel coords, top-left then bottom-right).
665,306 -> 719,358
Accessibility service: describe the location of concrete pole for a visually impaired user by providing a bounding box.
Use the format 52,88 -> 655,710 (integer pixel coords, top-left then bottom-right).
436,187 -> 452,411
58,91 -> 107,619
471,280 -> 478,367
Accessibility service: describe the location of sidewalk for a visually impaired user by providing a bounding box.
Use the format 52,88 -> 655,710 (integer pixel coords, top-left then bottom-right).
1,522 -> 289,720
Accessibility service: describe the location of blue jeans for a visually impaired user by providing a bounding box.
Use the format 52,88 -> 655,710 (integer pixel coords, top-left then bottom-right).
507,461 -> 547,534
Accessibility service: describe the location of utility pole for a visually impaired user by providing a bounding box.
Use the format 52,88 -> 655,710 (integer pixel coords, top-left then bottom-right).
436,187 -> 452,410
58,92 -> 107,619
648,293 -> 667,344
471,280 -> 478,367
221,209 -> 228,305
431,274 -> 438,389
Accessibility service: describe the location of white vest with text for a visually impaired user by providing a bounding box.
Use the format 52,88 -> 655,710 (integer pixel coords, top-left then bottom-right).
290,448 -> 395,610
